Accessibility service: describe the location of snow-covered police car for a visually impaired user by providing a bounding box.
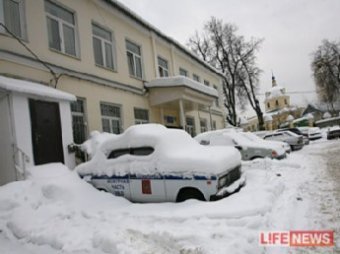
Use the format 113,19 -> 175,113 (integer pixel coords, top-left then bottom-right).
76,124 -> 245,202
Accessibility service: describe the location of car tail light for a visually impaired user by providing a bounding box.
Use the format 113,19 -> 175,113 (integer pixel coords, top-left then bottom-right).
272,150 -> 278,158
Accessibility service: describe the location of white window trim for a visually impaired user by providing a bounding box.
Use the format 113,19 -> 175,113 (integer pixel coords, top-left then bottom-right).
0,0 -> 27,40
45,0 -> 80,57
92,22 -> 116,71
126,39 -> 143,79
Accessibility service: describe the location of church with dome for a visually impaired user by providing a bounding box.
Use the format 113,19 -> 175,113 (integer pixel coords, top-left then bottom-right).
242,75 -> 305,131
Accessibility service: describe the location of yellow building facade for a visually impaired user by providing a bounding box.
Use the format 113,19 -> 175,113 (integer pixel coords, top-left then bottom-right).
0,0 -> 225,144
242,75 -> 304,131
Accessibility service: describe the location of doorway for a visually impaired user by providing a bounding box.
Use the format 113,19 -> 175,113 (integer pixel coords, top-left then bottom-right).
29,99 -> 64,165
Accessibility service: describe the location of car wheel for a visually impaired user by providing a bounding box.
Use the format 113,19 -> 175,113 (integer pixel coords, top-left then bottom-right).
176,188 -> 205,202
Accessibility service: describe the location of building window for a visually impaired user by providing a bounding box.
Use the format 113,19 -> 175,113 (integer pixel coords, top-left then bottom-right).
179,68 -> 188,77
204,80 -> 210,86
275,100 -> 279,106
157,56 -> 169,77
200,118 -> 208,133
267,102 -> 270,108
100,103 -> 122,134
134,108 -> 149,124
126,39 -> 142,79
0,0 -> 26,39
45,0 -> 78,56
213,85 -> 220,107
71,98 -> 87,144
193,74 -> 200,82
92,23 -> 115,70
185,117 -> 196,137
284,99 -> 287,105
164,115 -> 176,125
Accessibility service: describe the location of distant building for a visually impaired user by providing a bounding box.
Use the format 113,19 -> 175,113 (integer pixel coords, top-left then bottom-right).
242,75 -> 305,131
302,103 -> 340,122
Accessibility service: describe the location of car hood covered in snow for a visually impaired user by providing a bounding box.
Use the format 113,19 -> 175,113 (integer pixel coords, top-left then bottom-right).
77,124 -> 241,177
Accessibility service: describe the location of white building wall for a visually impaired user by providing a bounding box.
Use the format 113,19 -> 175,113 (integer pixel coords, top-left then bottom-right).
0,92 -> 16,185
59,101 -> 76,169
11,94 -> 34,168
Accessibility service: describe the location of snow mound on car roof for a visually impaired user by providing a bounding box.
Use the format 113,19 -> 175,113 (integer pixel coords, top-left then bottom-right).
77,124 -> 241,177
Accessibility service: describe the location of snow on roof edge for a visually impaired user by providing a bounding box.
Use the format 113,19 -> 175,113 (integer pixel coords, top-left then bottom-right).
146,76 -> 218,98
106,0 -> 224,78
0,75 -> 76,102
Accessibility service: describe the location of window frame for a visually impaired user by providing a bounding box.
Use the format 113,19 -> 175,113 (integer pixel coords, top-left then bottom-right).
185,116 -> 196,137
193,74 -> 200,82
0,0 -> 27,40
70,97 -> 88,144
92,22 -> 116,71
157,56 -> 169,77
179,67 -> 188,77
213,85 -> 220,107
200,118 -> 208,133
100,102 -> 123,134
125,39 -> 143,79
44,0 -> 80,58
134,107 -> 149,125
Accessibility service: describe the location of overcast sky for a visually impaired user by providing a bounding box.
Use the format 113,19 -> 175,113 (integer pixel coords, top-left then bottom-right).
119,0 -> 340,115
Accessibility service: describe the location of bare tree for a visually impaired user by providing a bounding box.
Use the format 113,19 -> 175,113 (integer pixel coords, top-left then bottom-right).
311,39 -> 340,114
188,17 -> 264,129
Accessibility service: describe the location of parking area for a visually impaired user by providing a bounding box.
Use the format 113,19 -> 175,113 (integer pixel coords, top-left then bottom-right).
0,137 -> 339,253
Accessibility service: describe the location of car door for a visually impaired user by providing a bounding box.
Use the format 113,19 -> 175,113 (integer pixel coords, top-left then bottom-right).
128,147 -> 166,203
105,148 -> 132,199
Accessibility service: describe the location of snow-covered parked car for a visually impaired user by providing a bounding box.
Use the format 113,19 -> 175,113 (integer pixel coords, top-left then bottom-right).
195,130 -> 286,161
277,128 -> 309,145
240,132 -> 291,154
263,131 -> 304,151
327,126 -> 340,140
298,127 -> 322,140
76,124 -> 245,203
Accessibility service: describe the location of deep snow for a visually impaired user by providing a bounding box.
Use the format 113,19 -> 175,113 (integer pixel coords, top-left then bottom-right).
0,139 -> 339,253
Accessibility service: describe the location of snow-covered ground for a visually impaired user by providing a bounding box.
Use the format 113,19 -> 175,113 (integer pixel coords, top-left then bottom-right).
0,139 -> 339,254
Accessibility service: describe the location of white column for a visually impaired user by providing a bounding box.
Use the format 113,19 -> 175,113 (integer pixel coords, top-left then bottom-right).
160,107 -> 164,125
179,99 -> 185,129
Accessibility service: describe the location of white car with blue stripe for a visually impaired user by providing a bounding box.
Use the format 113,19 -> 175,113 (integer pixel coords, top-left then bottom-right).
76,124 -> 245,202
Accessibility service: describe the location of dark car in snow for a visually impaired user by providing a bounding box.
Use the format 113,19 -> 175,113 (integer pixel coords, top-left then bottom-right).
327,127 -> 340,140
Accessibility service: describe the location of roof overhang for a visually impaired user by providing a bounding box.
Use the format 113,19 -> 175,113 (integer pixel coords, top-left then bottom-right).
0,75 -> 76,102
145,76 -> 218,108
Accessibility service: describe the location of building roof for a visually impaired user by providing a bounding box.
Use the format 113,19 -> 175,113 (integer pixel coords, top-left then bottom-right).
146,76 -> 218,98
104,0 -> 223,78
0,75 -> 76,101
265,86 -> 286,100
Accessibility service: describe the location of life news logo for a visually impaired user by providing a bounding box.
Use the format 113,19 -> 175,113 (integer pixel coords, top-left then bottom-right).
259,230 -> 334,247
